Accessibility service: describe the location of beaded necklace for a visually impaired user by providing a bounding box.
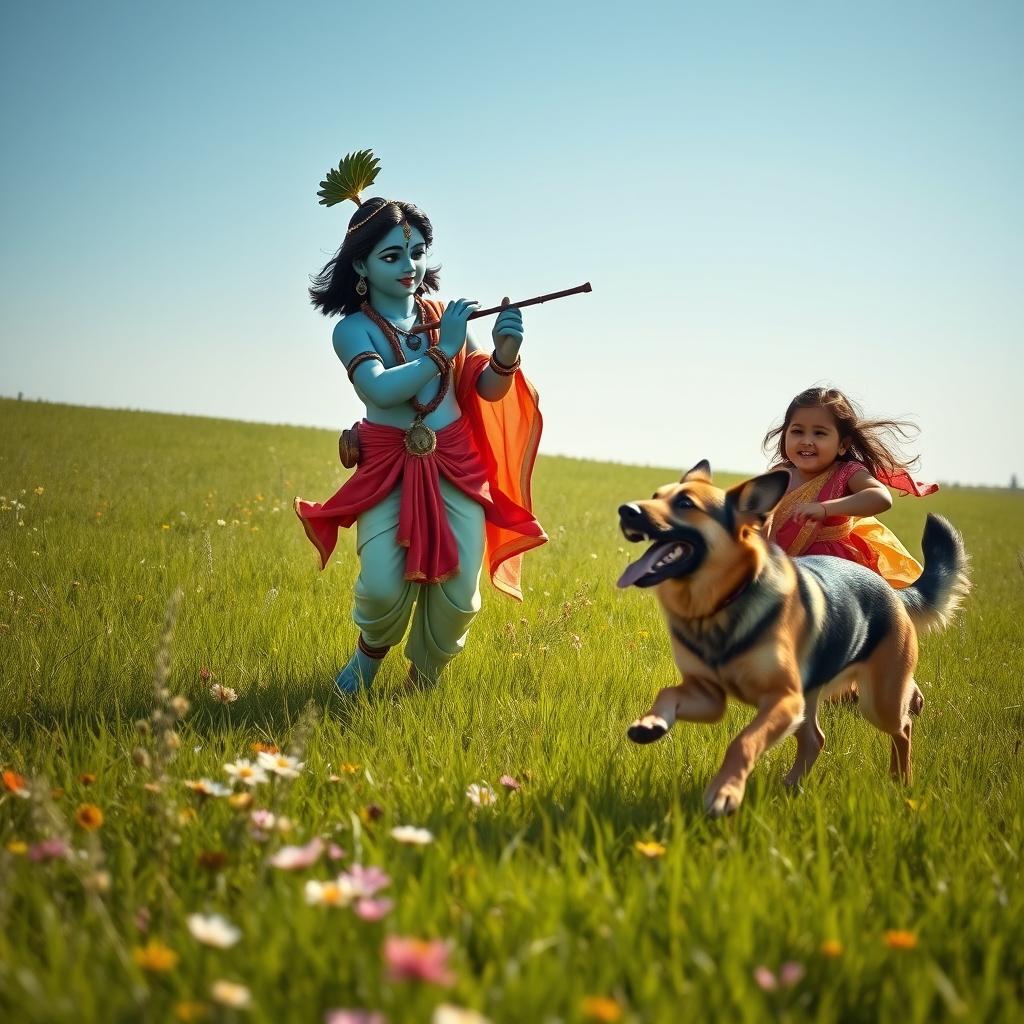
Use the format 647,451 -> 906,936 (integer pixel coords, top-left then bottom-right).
360,298 -> 450,417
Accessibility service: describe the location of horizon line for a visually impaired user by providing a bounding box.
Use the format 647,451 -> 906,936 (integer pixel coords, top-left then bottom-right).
1,392 -> 1018,492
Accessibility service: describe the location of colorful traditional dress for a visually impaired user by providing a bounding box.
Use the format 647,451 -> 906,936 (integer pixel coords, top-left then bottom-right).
293,299 -> 546,676
768,459 -> 937,588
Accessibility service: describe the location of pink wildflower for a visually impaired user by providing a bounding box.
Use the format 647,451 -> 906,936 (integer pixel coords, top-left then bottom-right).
383,936 -> 455,985
355,898 -> 394,922
340,863 -> 391,898
324,1012 -> 387,1024
28,838 -> 70,862
779,961 -> 805,987
753,966 -> 777,991
269,837 -> 324,870
499,775 -> 521,792
250,809 -> 276,830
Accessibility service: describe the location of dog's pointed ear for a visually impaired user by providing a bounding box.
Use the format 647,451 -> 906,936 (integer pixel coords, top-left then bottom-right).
680,459 -> 711,484
727,470 -> 790,521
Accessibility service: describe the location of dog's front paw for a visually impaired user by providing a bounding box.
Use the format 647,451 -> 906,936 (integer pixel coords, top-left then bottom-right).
704,779 -> 746,817
627,715 -> 670,744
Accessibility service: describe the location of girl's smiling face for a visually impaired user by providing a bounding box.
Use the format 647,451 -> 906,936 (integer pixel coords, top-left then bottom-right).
784,405 -> 847,475
353,224 -> 428,303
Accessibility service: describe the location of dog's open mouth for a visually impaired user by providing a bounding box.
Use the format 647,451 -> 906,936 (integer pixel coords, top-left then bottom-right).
617,539 -> 695,589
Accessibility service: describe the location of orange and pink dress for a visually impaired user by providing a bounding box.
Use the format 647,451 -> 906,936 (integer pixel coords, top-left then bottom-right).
768,460 -> 937,588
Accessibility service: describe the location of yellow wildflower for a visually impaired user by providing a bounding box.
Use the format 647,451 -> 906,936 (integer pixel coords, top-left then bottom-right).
581,996 -> 623,1022
75,804 -> 104,831
133,939 -> 179,972
634,840 -> 666,859
174,1001 -> 210,1022
883,930 -> 918,950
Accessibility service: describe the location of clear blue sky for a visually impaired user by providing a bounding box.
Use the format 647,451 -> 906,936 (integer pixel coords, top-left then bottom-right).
2,1 -> 1021,486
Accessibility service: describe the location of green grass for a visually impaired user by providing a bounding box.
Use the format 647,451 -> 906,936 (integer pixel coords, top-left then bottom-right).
1,396 -> 1022,1023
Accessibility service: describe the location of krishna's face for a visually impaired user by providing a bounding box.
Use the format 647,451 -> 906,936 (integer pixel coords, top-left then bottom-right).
353,223 -> 428,303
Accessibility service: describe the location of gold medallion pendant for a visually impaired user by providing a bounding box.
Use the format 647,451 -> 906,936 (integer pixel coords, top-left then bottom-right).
404,419 -> 437,456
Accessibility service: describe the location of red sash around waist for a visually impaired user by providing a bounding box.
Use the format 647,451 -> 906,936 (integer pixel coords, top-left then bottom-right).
294,416 -> 543,585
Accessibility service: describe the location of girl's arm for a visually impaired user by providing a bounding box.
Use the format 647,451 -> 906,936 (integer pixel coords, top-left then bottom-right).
821,468 -> 893,517
792,468 -> 893,524
333,318 -> 443,410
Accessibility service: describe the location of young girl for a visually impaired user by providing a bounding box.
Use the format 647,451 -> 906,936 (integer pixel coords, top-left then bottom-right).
763,386 -> 937,588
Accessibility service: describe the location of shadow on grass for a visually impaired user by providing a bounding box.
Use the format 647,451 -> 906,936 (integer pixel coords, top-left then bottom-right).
0,666 -> 455,749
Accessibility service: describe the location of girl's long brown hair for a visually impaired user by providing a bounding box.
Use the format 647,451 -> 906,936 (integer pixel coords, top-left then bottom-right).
762,386 -> 920,480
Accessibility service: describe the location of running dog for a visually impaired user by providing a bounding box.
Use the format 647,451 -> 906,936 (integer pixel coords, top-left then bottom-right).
617,461 -> 969,817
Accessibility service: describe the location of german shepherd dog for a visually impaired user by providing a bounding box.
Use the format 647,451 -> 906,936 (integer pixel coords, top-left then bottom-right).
617,461 -> 970,817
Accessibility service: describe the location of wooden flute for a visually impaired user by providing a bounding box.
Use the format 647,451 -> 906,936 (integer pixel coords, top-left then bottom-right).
410,282 -> 592,334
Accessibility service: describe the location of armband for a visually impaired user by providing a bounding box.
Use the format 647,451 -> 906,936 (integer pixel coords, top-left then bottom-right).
346,350 -> 384,383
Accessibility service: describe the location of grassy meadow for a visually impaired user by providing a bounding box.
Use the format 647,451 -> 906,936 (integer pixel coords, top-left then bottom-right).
1,395 -> 1022,1023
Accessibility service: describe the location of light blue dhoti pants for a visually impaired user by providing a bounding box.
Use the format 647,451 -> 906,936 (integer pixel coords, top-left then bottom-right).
353,478 -> 485,678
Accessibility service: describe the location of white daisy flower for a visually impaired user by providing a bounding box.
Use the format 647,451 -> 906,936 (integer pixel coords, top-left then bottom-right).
256,751 -> 304,778
433,1005 -> 493,1024
304,878 -> 352,907
184,778 -> 232,798
390,825 -> 435,845
224,759 -> 268,787
186,913 -> 241,948
210,980 -> 251,1008
465,783 -> 497,808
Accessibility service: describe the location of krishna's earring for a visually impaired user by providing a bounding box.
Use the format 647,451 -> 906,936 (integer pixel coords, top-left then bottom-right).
355,276 -> 368,296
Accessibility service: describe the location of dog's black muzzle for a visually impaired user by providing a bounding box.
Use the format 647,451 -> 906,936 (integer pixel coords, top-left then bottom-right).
617,504 -> 706,588
618,503 -> 653,543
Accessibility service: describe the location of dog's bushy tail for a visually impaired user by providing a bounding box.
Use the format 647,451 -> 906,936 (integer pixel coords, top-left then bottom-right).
898,514 -> 971,633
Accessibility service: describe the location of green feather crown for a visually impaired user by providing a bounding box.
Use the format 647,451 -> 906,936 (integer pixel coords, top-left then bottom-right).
317,149 -> 381,208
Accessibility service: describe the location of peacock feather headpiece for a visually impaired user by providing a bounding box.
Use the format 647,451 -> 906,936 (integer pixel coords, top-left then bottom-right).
317,150 -> 409,238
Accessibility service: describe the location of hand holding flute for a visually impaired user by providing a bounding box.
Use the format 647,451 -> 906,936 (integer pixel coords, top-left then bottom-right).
412,282 -> 592,335
436,296 -> 523,384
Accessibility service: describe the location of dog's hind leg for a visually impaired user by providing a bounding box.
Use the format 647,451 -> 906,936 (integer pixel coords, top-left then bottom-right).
627,678 -> 725,744
783,690 -> 824,788
889,718 -> 912,783
909,682 -> 924,717
704,688 -> 805,817
855,635 -> 916,786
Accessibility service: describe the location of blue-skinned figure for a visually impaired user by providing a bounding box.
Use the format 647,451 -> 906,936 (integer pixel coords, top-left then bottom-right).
295,198 -> 547,693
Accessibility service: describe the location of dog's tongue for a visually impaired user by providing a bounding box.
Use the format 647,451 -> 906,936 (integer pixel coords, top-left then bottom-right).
617,542 -> 673,589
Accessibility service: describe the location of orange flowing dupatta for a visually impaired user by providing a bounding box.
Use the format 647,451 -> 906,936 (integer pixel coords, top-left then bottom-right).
769,462 -> 925,588
439,300 -> 547,601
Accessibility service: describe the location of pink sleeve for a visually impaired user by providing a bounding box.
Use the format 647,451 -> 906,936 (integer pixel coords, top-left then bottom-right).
820,460 -> 868,500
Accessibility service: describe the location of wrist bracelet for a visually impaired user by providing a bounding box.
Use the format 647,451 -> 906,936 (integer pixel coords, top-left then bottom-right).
489,352 -> 520,377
